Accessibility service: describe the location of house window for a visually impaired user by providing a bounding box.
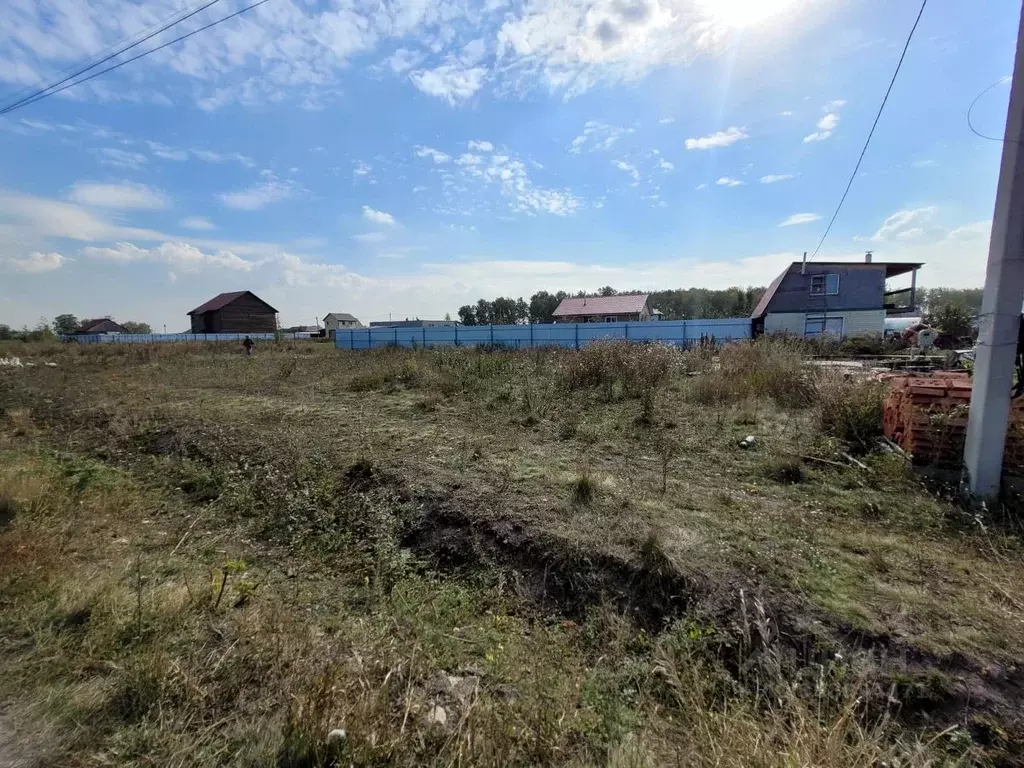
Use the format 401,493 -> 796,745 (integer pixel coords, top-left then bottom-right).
809,273 -> 840,296
804,315 -> 844,337
605,316 -> 618,323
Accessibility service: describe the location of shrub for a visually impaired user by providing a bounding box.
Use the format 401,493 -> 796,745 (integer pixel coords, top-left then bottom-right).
689,338 -> 816,408
817,374 -> 887,452
570,470 -> 595,505
762,457 -> 806,484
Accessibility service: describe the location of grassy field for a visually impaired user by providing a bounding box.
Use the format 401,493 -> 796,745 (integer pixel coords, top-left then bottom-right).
1,338 -> 1022,766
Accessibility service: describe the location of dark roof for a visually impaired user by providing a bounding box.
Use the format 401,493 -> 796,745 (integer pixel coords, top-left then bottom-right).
187,291 -> 278,315
78,318 -> 128,333
324,312 -> 359,322
553,294 -> 650,317
751,261 -> 924,318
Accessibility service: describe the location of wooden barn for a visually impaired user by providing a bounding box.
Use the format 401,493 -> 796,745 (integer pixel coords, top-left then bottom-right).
187,291 -> 278,334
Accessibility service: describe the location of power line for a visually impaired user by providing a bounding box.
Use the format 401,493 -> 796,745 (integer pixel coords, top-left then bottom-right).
808,0 -> 928,261
0,0 -> 227,115
0,0 -> 225,112
1,0 -> 274,116
967,75 -> 1016,143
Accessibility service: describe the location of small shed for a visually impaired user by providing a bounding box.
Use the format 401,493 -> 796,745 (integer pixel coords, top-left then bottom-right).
187,291 -> 278,334
78,318 -> 128,334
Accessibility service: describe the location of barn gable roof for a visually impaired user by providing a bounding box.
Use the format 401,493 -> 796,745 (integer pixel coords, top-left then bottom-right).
188,291 -> 278,315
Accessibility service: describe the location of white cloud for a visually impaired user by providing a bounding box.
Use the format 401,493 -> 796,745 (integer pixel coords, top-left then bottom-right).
4,251 -> 66,273
779,110 -> 794,117
410,64 -> 486,104
804,107 -> 841,142
759,173 -> 799,184
826,99 -> 847,110
468,140 -> 494,152
912,159 -> 936,168
716,176 -> 743,187
181,216 -> 216,231
870,207 -> 937,241
695,183 -> 707,190
147,141 -> 189,161
614,160 -> 641,180
456,153 -> 484,166
386,47 -> 424,74
779,212 -> 821,226
68,181 -> 168,210
658,117 -> 675,124
191,149 -> 254,167
362,206 -> 395,225
218,180 -> 296,210
685,126 -> 748,150
97,147 -> 148,169
83,241 -> 253,272
415,145 -> 451,163
354,160 -> 372,177
569,120 -> 634,153
658,159 -> 674,171
0,0 -> 792,113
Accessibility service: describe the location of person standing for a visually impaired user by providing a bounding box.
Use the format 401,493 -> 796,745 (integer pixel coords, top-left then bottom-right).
242,336 -> 254,356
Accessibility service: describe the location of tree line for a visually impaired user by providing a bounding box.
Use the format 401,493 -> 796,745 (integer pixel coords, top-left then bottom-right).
457,286 -> 766,325
0,314 -> 151,341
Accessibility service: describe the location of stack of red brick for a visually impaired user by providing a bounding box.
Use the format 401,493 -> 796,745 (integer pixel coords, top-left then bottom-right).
882,372 -> 1024,469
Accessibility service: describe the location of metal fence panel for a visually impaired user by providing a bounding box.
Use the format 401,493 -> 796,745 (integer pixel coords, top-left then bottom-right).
334,319 -> 750,350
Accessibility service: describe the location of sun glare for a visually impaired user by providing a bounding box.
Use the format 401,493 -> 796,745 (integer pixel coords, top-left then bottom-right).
698,0 -> 798,28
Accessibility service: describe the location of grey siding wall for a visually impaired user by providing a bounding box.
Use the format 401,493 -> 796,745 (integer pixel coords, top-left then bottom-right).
766,264 -> 886,314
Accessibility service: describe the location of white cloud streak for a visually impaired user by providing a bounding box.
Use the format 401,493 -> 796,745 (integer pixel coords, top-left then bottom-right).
685,126 -> 748,150
779,212 -> 820,227
68,181 -> 168,210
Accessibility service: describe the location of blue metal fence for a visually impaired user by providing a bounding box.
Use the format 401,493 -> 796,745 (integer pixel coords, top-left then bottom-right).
69,332 -> 295,344
334,319 -> 751,350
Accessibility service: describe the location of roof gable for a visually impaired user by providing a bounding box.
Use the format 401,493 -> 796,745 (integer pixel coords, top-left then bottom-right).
324,312 -> 358,322
553,294 -> 650,317
188,291 -> 278,315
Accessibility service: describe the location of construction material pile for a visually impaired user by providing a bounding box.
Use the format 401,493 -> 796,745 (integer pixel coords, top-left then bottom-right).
883,372 -> 1024,469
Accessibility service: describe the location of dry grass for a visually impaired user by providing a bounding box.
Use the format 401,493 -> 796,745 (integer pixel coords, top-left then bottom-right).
0,339 -> 1021,764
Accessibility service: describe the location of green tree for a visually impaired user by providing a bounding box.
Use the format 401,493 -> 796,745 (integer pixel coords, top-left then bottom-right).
475,298 -> 492,325
121,321 -> 152,334
928,303 -> 974,339
529,291 -> 565,324
598,285 -> 617,297
52,314 -> 79,335
457,305 -> 477,325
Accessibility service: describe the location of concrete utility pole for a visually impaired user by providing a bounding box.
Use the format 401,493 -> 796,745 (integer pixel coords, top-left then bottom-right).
963,2 -> 1024,499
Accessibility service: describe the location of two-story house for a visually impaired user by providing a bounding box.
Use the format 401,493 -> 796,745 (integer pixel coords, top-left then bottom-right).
751,255 -> 922,338
323,313 -> 362,338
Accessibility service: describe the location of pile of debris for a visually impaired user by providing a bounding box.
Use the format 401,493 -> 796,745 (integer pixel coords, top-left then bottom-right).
882,372 -> 1024,469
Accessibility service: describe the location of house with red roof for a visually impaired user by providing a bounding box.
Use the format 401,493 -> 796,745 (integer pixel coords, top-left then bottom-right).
551,294 -> 654,324
187,291 -> 278,334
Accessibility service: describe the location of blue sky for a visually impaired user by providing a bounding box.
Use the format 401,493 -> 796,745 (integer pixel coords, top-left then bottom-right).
0,0 -> 1017,329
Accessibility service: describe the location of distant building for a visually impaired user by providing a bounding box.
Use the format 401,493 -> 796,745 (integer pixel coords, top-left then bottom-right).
368,319 -> 458,329
751,255 -> 922,338
323,312 -> 362,338
551,294 -> 653,323
77,318 -> 128,335
187,291 -> 278,334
